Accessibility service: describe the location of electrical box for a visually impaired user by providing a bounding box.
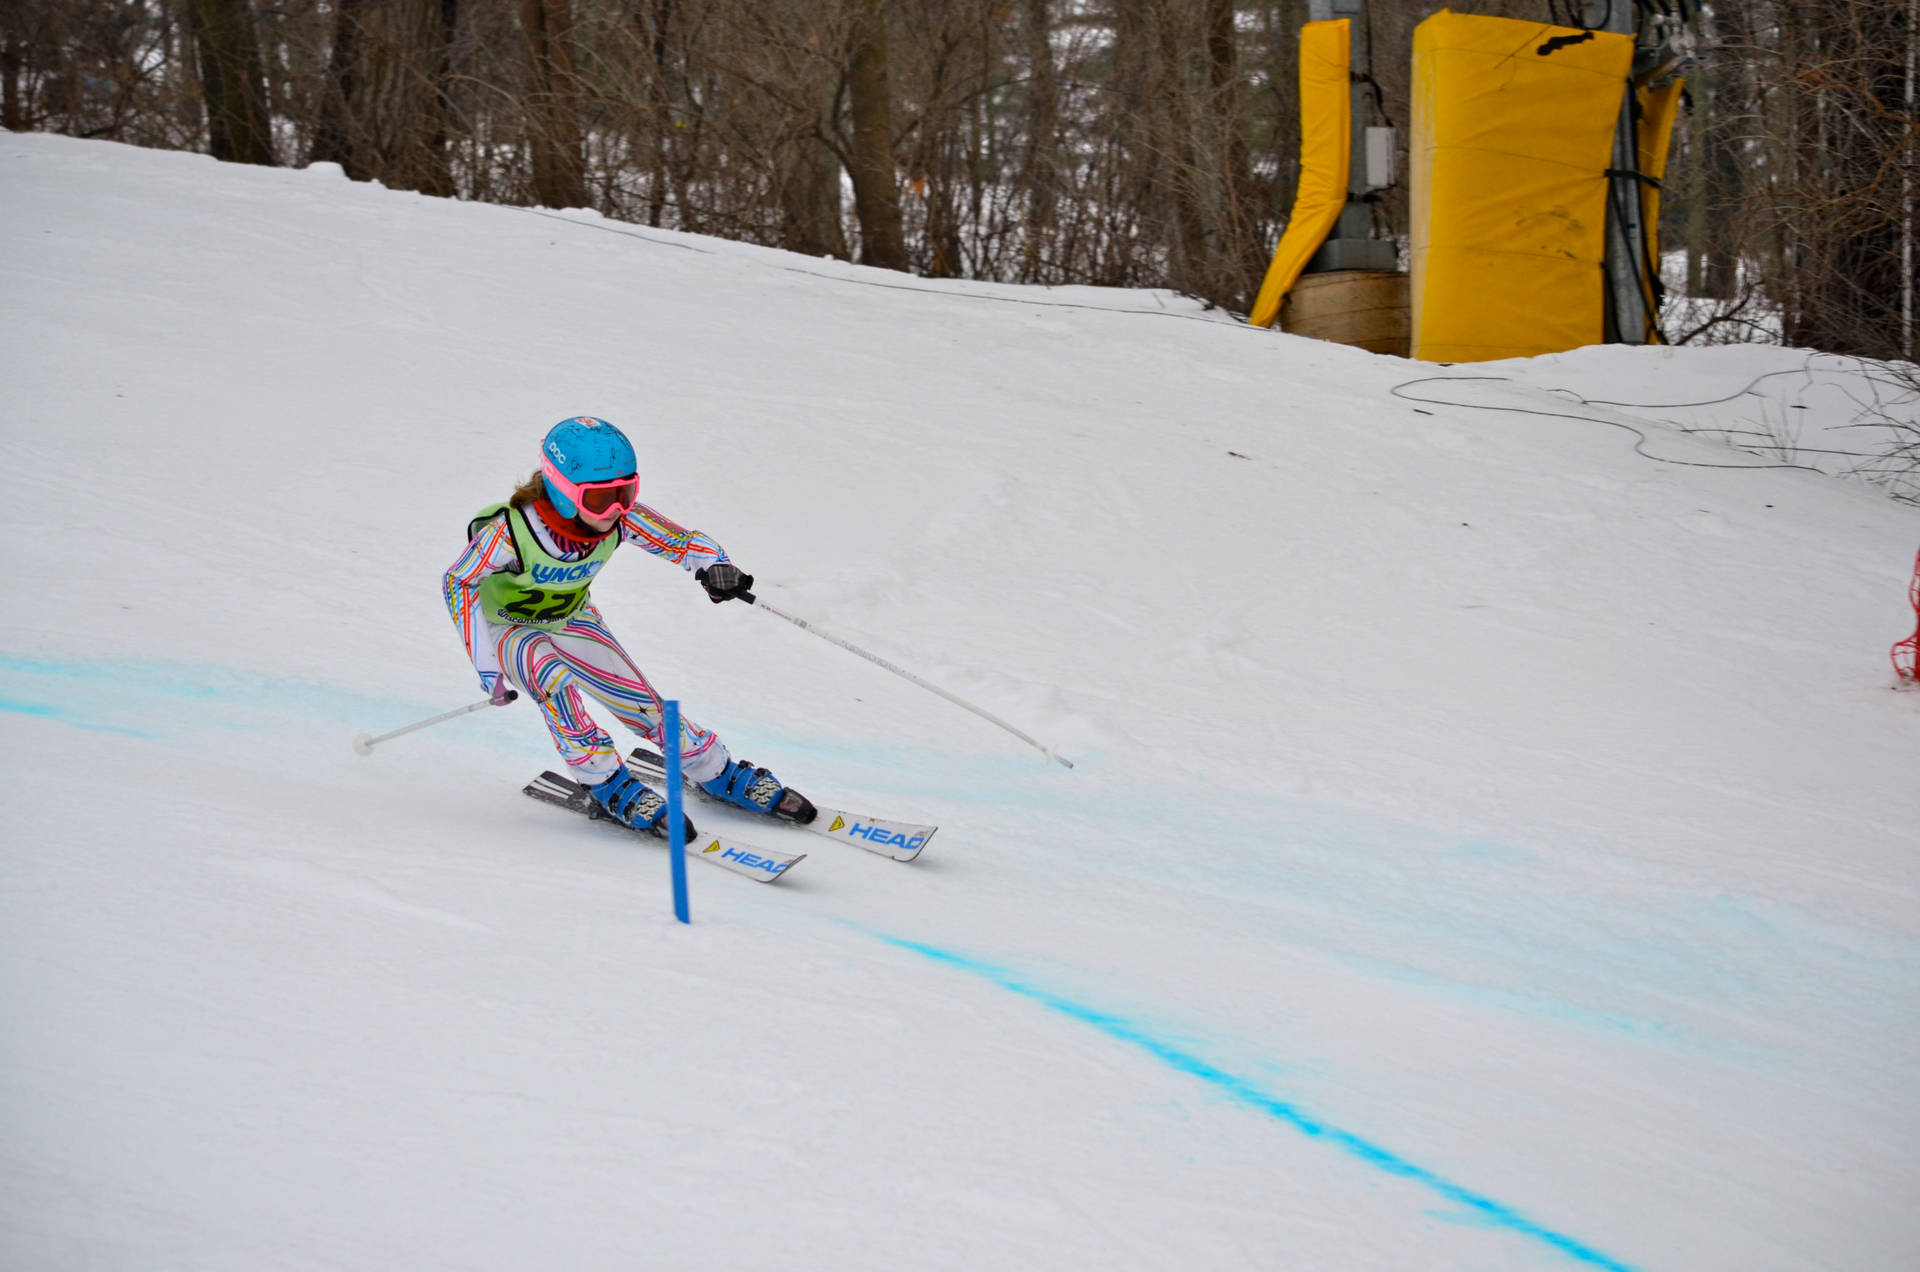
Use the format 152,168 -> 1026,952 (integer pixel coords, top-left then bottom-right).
1365,126 -> 1397,191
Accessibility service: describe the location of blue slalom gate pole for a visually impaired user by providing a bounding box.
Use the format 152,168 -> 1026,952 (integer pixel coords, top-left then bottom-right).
662,700 -> 690,924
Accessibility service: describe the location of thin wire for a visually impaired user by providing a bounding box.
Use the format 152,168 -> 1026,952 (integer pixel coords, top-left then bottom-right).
523,207 -> 715,253
1573,355 -> 1920,410
776,263 -> 1252,328
1393,353 -> 1920,479
1388,375 -> 1830,473
518,188 -> 1258,328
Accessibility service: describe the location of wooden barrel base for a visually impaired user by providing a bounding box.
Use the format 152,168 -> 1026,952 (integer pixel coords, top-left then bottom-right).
1280,269 -> 1410,357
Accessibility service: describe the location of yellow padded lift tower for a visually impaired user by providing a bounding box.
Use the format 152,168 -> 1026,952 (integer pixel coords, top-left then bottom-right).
1409,11 -> 1634,361
1248,19 -> 1352,330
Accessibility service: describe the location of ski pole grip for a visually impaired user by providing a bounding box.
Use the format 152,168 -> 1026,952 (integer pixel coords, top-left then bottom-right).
739,589 -> 756,604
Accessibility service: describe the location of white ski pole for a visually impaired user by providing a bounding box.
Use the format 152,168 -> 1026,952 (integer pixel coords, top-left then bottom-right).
353,697 -> 495,756
744,593 -> 1074,769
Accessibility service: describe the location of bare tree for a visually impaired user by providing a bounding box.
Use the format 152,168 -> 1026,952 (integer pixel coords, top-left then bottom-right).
1018,0 -> 1061,279
1669,0 -> 1917,361
3,5 -> 26,132
1772,0 -> 1915,359
847,0 -> 908,269
305,0 -> 458,194
6,0 -> 201,146
309,0 -> 369,177
521,0 -> 587,207
186,0 -> 274,164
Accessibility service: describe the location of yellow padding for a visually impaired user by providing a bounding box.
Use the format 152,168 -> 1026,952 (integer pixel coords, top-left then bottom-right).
1636,79 -> 1684,343
1249,20 -> 1350,329
1410,11 -> 1633,361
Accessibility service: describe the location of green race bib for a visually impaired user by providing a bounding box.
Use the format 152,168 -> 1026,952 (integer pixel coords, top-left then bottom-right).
467,501 -> 617,631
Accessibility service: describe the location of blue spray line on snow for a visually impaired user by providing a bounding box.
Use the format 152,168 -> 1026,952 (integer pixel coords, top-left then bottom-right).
0,695 -> 152,738
872,932 -> 1645,1272
0,652 -> 549,758
0,653 -> 385,725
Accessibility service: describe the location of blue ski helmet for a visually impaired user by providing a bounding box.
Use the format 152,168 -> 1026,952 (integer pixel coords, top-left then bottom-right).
540,416 -> 637,518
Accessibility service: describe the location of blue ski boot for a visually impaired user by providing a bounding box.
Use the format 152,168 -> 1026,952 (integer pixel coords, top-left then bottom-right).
699,759 -> 817,824
588,765 -> 696,840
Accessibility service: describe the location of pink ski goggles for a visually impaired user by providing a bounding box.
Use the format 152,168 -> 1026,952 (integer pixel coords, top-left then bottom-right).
544,458 -> 639,517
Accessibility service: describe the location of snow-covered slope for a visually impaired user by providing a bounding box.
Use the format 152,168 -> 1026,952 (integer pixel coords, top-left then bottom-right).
3,132 -> 1917,1272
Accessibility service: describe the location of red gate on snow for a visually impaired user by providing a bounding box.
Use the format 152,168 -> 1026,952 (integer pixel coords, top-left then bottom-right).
1895,547 -> 1920,683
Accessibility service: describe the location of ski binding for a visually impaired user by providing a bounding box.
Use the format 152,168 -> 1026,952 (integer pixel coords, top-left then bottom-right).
624,747 -> 937,863
523,769 -> 804,883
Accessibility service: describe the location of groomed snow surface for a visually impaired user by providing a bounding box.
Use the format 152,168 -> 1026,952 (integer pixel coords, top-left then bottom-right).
4,132 -> 1918,1272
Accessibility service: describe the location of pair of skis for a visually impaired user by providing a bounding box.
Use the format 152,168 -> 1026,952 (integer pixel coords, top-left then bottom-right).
522,747 -> 937,884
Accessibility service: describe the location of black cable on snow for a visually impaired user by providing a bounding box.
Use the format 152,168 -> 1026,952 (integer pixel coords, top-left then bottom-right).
1388,351 -> 1919,477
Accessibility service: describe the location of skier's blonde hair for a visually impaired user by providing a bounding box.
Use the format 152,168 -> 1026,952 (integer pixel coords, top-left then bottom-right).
510,469 -> 548,508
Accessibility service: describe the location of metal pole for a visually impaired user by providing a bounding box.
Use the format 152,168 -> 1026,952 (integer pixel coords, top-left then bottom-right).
1335,0 -> 1368,243
1303,0 -> 1396,273
1587,0 -> 1653,344
746,595 -> 1074,769
352,697 -> 494,755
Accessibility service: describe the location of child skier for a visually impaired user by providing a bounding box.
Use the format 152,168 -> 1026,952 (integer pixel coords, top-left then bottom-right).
445,415 -> 814,838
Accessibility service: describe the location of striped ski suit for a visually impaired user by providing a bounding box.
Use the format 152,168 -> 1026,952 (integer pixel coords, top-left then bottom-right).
444,499 -> 732,784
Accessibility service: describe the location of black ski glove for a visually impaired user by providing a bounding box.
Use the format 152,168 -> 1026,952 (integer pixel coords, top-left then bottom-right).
696,563 -> 754,604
